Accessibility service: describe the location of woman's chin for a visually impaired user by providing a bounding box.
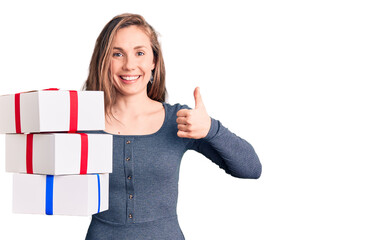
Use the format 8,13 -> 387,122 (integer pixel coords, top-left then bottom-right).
117,85 -> 148,97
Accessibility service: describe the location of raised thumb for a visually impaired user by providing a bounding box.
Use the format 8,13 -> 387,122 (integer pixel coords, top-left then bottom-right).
194,87 -> 204,109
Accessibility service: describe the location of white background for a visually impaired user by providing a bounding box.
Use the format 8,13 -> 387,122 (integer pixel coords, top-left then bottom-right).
0,0 -> 390,239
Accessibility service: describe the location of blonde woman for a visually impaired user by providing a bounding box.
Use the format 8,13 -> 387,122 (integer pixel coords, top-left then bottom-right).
83,13 -> 261,239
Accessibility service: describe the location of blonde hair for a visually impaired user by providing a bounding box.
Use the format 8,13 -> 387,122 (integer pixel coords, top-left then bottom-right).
83,13 -> 167,118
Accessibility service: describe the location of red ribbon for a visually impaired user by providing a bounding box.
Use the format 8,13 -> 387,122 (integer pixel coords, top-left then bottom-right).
14,89 -> 78,133
78,133 -> 89,174
44,88 -> 60,91
69,90 -> 78,133
14,94 -> 21,134
26,134 -> 34,174
25,133 -> 89,174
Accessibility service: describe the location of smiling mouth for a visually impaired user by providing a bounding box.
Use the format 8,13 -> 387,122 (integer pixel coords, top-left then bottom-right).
120,75 -> 141,81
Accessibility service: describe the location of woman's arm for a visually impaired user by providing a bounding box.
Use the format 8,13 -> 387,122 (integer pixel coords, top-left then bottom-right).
176,87 -> 261,179
186,117 -> 262,179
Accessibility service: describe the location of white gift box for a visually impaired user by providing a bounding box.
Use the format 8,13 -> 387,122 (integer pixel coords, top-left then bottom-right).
6,133 -> 112,175
13,173 -> 109,216
0,90 -> 105,133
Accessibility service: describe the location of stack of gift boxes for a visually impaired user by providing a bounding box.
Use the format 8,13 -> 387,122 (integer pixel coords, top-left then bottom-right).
0,89 -> 112,216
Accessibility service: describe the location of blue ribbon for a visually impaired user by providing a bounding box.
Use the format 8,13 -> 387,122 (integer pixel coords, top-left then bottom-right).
96,174 -> 101,213
45,175 -> 54,215
45,174 -> 101,215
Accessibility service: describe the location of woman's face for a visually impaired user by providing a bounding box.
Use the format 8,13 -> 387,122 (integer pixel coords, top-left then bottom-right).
110,26 -> 155,97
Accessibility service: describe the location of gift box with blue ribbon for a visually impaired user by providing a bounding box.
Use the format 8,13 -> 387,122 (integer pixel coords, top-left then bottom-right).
12,173 -> 109,216
2,89 -> 112,216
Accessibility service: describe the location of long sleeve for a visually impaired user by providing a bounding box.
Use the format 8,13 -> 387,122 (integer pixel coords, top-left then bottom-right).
186,117 -> 262,179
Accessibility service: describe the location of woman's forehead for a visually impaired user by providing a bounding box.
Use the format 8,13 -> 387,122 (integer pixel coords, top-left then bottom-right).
113,26 -> 152,49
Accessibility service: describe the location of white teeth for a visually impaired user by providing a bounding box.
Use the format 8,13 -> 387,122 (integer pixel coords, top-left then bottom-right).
122,76 -> 140,81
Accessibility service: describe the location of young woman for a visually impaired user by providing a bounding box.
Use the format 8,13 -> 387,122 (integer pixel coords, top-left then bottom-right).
83,13 -> 262,239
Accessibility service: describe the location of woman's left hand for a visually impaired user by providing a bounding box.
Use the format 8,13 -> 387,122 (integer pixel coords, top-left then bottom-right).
176,87 -> 211,139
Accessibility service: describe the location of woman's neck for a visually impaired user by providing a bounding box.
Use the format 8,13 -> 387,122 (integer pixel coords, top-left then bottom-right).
105,92 -> 164,134
113,92 -> 154,117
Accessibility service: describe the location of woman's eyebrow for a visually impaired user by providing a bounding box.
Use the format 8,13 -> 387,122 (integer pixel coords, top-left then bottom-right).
134,45 -> 147,49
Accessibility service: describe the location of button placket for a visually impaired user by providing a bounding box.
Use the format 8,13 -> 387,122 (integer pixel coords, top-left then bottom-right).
124,138 -> 135,223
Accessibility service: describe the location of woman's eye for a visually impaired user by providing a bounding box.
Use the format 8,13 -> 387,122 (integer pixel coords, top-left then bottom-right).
113,52 -> 123,57
137,51 -> 145,56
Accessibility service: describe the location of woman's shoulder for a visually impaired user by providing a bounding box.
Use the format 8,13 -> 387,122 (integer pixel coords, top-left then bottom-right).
163,102 -> 192,113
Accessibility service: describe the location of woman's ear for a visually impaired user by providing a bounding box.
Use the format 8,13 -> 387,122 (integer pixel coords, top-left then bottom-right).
152,59 -> 156,71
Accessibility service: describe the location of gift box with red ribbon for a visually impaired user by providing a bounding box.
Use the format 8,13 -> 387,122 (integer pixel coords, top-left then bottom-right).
6,133 -> 112,175
0,89 -> 105,134
2,88 -> 112,216
13,173 -> 109,216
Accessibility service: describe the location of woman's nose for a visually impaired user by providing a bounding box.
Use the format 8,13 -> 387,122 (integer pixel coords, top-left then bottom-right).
122,56 -> 137,70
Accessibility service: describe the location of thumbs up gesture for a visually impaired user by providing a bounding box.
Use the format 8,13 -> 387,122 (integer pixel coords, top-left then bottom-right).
177,87 -> 211,139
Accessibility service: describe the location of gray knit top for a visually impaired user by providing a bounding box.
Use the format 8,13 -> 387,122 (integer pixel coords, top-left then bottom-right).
85,102 -> 261,239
